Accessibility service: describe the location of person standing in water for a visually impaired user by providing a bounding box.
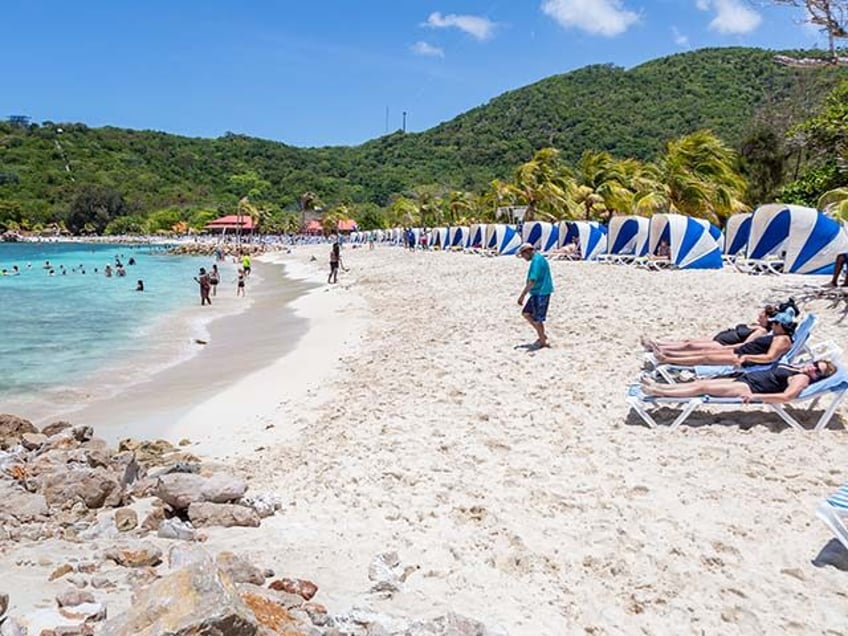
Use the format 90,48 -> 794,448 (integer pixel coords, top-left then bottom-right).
209,264 -> 220,296
328,242 -> 343,284
194,267 -> 212,305
236,268 -> 246,297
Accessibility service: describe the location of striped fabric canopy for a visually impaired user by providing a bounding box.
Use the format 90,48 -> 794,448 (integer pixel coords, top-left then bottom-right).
605,216 -> 648,257
560,221 -> 608,260
648,214 -> 723,269
521,221 -> 560,252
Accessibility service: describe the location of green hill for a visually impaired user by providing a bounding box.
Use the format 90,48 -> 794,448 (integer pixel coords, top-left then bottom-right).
0,46 -> 844,228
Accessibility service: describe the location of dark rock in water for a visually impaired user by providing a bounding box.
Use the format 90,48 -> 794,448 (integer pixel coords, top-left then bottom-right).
0,414 -> 38,449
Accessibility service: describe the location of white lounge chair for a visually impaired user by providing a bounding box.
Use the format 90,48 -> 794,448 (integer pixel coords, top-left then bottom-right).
626,363 -> 848,431
818,484 -> 848,552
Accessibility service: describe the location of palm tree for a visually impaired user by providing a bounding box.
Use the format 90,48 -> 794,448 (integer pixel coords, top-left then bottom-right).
445,190 -> 474,225
820,187 -> 848,220
572,151 -> 635,221
640,130 -> 749,223
512,148 -> 575,221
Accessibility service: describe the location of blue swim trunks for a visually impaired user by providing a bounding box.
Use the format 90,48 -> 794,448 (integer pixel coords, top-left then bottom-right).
523,294 -> 550,323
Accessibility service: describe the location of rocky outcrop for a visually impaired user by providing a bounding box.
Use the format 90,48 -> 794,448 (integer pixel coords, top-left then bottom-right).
0,414 -> 37,449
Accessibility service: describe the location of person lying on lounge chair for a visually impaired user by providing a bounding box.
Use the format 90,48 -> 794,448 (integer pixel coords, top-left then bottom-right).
650,308 -> 797,367
642,300 -> 797,355
641,359 -> 836,403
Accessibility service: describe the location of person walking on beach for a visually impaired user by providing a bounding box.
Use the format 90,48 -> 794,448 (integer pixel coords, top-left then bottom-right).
236,268 -> 246,297
209,264 -> 220,296
194,267 -> 212,306
517,243 -> 553,349
328,242 -> 344,284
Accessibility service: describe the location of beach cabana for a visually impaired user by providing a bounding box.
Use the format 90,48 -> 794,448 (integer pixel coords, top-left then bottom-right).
724,213 -> 752,258
522,222 -> 560,252
647,214 -> 723,269
205,215 -> 256,235
486,224 -> 522,255
448,226 -> 470,249
431,227 -> 449,250
469,224 -> 487,249
559,221 -> 609,261
604,216 -> 649,261
745,204 -> 848,274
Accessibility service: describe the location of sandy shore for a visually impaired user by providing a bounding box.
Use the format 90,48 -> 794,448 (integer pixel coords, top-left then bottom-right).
4,244 -> 848,633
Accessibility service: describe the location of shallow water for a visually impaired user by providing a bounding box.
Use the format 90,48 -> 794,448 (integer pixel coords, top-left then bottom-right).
0,242 -> 214,407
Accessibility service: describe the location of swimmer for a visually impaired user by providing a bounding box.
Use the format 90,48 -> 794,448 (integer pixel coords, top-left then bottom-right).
136,280 -> 144,292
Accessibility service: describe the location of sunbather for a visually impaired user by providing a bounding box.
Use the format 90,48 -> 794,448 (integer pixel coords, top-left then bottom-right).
651,308 -> 797,367
643,299 -> 797,355
641,359 -> 836,403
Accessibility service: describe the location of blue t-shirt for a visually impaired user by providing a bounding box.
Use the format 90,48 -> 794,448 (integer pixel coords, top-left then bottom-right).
527,252 -> 554,296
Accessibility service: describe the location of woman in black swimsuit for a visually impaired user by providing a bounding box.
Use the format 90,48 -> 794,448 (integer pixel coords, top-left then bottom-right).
652,308 -> 797,367
642,360 -> 837,402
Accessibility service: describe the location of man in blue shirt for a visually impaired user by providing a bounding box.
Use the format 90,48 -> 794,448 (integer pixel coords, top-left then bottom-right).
517,242 -> 553,348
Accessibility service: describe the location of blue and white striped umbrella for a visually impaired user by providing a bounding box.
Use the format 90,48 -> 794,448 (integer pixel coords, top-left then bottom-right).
747,203 -> 848,274
605,216 -> 649,257
648,214 -> 723,269
430,227 -> 449,249
448,226 -> 470,249
522,221 -> 560,252
559,221 -> 609,260
724,213 -> 752,257
487,224 -> 522,255
469,224 -> 487,248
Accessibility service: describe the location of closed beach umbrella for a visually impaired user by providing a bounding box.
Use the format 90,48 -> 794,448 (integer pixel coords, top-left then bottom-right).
648,213 -> 723,269
606,216 -> 649,257
490,224 -> 521,255
469,224 -> 487,248
431,227 -> 449,249
521,221 -> 560,252
449,226 -> 470,249
747,204 -> 848,274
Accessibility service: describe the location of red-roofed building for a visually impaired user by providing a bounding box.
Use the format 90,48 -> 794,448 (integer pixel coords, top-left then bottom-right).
337,219 -> 357,232
304,220 -> 323,235
205,215 -> 256,233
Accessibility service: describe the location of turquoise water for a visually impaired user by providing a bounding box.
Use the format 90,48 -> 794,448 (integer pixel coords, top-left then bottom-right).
0,242 -> 211,407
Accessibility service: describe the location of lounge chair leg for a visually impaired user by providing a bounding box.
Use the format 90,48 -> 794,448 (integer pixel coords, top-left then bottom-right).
627,397 -> 657,428
669,399 -> 701,430
816,500 -> 848,552
814,391 -> 848,432
768,404 -> 804,431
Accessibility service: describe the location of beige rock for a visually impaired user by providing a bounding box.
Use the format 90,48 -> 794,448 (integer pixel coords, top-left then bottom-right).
49,564 -> 74,581
0,414 -> 38,449
56,590 -> 95,607
156,473 -> 248,510
114,509 -> 138,532
140,507 -> 166,533
20,432 -> 47,450
216,552 -> 265,585
41,421 -> 72,437
188,502 -> 260,528
41,468 -> 124,510
104,542 -> 163,568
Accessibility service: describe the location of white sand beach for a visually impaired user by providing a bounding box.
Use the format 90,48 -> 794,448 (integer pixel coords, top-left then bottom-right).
3,244 -> 848,634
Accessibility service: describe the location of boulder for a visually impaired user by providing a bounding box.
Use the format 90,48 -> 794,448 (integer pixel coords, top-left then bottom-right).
0,414 -> 37,448
157,518 -> 197,542
118,439 -> 176,466
216,552 -> 265,586
188,502 -> 260,528
104,542 -> 163,568
56,590 -> 95,607
114,509 -> 138,532
156,474 -> 248,510
100,557 -> 306,635
268,578 -> 318,601
41,468 -> 124,509
20,433 -> 47,450
41,421 -> 72,437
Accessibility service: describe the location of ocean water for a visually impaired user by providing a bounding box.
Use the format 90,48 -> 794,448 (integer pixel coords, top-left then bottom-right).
0,242 -> 217,413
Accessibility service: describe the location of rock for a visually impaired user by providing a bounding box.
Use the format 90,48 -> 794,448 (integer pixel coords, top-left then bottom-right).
70,426 -> 93,443
188,502 -> 260,528
268,578 -> 318,601
178,438 -> 191,446
130,477 -> 158,499
4,489 -> 49,523
117,439 -> 176,466
101,557 -> 304,635
156,473 -> 248,510
79,516 -> 119,541
41,421 -> 72,437
140,507 -> 166,533
368,552 -> 403,594
41,468 -> 124,509
114,509 -> 138,532
90,576 -> 115,590
0,414 -> 37,448
216,552 -> 265,585
58,601 -> 106,622
104,542 -> 163,568
49,564 -> 74,581
56,590 -> 95,607
20,433 -> 48,450
167,544 -> 210,570
238,584 -> 306,611
239,492 -> 282,518
110,452 -> 139,489
0,592 -> 7,617
157,518 -> 196,541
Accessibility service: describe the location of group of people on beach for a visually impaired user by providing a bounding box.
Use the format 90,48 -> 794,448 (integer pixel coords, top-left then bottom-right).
639,298 -> 837,402
193,253 -> 251,305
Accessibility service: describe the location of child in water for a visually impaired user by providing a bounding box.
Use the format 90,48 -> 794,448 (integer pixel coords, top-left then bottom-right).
236,268 -> 246,297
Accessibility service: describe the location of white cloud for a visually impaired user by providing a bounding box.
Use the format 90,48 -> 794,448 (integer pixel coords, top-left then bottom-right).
410,41 -> 445,58
540,0 -> 639,37
697,0 -> 762,35
423,12 -> 496,41
672,26 -> 690,47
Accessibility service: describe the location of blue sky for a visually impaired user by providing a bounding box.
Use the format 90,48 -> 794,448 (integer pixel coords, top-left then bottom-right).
1,1 -> 824,148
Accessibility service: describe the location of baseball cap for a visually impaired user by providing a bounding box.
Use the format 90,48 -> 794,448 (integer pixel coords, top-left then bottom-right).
517,243 -> 535,256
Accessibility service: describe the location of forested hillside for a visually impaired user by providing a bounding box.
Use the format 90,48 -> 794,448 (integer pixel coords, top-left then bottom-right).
0,46 -> 845,232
